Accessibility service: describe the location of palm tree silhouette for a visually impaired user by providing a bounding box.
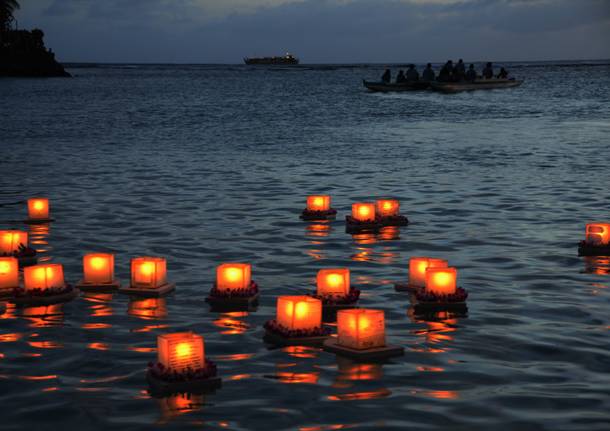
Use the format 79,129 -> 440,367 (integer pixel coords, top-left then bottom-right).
0,0 -> 20,32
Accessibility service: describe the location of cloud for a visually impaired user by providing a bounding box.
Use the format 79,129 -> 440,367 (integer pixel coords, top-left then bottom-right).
15,0 -> 610,62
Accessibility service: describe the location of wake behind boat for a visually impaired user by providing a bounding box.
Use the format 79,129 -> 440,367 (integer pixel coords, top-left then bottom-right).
430,78 -> 523,93
363,80 -> 430,92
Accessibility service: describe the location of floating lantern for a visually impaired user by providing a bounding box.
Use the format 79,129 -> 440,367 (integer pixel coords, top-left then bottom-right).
323,309 -> 404,360
395,257 -> 448,291
352,203 -> 375,222
13,263 -> 77,305
76,253 -> 121,291
118,257 -> 175,297
0,230 -> 28,255
26,198 -> 52,223
375,199 -> 409,226
147,331 -> 221,393
264,296 -> 329,345
317,268 -> 350,297
0,257 -> 19,291
425,267 -> 457,296
579,222 -> 610,256
412,266 -> 468,310
207,263 -> 259,310
313,268 -> 360,309
301,195 -> 337,220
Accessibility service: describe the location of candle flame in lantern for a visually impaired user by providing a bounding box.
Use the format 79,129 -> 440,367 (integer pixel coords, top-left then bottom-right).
90,257 -> 106,270
140,262 -> 155,276
175,342 -> 192,358
0,261 -> 10,274
225,267 -> 242,282
359,206 -> 371,218
33,201 -> 44,211
326,273 -> 343,288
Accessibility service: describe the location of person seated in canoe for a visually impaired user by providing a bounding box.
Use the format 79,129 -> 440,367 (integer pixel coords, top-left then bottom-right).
396,70 -> 406,83
438,60 -> 454,82
482,62 -> 494,79
381,69 -> 391,83
496,67 -> 508,79
465,64 -> 477,81
406,64 -> 419,81
455,59 -> 466,81
422,63 -> 435,81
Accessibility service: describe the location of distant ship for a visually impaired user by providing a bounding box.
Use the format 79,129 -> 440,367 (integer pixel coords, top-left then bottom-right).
244,53 -> 299,65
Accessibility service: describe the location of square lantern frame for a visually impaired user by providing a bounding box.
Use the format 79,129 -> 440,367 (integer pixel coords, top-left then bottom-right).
375,199 -> 409,227
263,296 -> 330,347
118,257 -> 175,297
395,257 -> 449,292
76,253 -> 122,292
24,198 -> 54,224
301,195 -> 337,221
206,263 -> 259,311
11,263 -> 78,306
578,223 -> 610,256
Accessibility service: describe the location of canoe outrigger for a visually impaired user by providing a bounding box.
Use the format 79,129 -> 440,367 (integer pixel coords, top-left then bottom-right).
429,78 -> 523,93
363,79 -> 430,92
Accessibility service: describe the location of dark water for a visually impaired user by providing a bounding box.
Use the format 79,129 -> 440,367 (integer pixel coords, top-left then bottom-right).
1,62 -> 610,430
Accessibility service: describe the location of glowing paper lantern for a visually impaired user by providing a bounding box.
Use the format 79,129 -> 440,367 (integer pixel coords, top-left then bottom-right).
376,199 -> 400,217
216,263 -> 251,291
0,257 -> 19,290
27,198 -> 50,220
409,257 -> 448,287
316,268 -> 350,297
425,267 -> 457,296
585,223 -> 610,246
337,309 -> 385,350
276,296 -> 322,331
83,253 -> 115,284
0,230 -> 28,254
157,332 -> 205,373
306,195 -> 331,212
24,263 -> 65,291
131,257 -> 167,289
351,203 -> 376,222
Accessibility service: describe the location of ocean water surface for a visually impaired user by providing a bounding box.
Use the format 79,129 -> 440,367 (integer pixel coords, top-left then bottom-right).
0,62 -> 609,430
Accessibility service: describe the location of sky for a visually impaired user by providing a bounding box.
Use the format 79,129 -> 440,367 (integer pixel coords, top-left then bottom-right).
13,0 -> 610,63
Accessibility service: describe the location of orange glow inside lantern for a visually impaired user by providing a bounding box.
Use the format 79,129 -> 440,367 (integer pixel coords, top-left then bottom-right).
376,199 -> 400,217
157,332 -> 205,372
337,309 -> 386,350
83,253 -> 115,284
0,257 -> 19,290
131,257 -> 167,289
316,268 -> 350,297
409,257 -> 448,287
0,230 -> 28,254
24,263 -> 65,291
306,195 -> 331,212
27,198 -> 49,220
216,263 -> 251,291
276,296 -> 322,331
425,267 -> 457,296
352,203 -> 376,222
585,223 -> 610,246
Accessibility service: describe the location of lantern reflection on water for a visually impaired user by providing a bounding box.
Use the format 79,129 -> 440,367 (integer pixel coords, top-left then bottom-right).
128,298 -> 167,319
0,257 -> 19,291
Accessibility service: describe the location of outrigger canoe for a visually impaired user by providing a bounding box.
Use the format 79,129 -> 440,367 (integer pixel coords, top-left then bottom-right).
430,79 -> 523,93
363,80 -> 430,92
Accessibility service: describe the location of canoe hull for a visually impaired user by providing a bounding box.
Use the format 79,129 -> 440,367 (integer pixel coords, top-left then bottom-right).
430,79 -> 523,93
363,80 -> 430,92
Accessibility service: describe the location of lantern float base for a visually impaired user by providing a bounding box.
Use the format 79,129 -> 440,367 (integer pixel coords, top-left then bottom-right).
578,241 -> 610,257
394,282 -> 421,292
205,292 -> 259,311
323,339 -> 404,361
146,371 -> 222,395
309,290 -> 360,312
300,209 -> 337,221
10,285 -> 79,306
76,279 -> 122,293
410,287 -> 468,312
118,282 -> 176,297
263,321 -> 331,346
345,216 -> 382,233
24,218 -> 55,225
378,215 -> 409,227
